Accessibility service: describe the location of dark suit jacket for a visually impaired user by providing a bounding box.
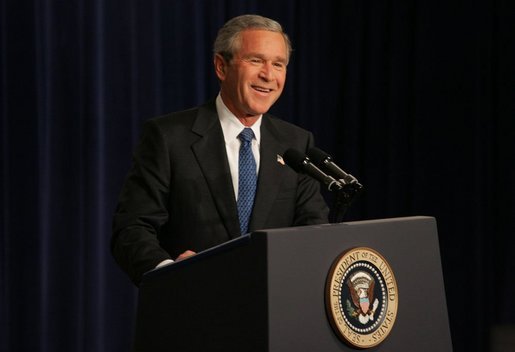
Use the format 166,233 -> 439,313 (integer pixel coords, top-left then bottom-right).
111,100 -> 328,284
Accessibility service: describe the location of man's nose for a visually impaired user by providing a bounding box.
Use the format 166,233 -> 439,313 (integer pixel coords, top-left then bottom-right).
259,62 -> 274,81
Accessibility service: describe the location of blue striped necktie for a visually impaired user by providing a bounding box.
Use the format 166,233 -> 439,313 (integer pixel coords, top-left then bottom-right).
237,128 -> 257,235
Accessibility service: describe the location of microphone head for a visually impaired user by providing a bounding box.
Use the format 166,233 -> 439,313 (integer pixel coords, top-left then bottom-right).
283,148 -> 345,192
307,147 -> 331,165
282,149 -> 307,173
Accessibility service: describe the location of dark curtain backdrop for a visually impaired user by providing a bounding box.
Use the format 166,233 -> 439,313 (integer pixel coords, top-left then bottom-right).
1,0 -> 513,351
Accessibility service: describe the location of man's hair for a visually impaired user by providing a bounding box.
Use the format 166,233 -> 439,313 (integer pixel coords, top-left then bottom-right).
213,14 -> 292,63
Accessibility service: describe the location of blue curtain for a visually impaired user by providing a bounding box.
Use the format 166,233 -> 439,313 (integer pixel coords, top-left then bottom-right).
1,1 -> 513,351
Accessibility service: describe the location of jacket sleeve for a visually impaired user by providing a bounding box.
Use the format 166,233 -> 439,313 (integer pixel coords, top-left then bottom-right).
111,120 -> 173,285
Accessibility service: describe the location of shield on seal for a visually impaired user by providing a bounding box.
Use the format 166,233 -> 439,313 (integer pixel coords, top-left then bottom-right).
360,297 -> 370,313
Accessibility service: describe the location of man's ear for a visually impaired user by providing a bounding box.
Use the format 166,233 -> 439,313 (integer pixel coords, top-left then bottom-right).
214,54 -> 227,80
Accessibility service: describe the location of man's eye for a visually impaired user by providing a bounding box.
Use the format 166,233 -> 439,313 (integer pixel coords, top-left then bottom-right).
250,58 -> 263,64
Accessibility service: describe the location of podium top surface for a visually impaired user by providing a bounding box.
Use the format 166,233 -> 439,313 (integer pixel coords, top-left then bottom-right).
142,216 -> 436,281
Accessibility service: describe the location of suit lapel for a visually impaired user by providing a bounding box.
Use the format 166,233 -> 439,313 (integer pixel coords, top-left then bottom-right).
191,102 -> 241,238
249,116 -> 288,231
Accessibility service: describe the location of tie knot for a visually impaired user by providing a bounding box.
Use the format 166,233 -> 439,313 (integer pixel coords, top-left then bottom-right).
238,128 -> 255,144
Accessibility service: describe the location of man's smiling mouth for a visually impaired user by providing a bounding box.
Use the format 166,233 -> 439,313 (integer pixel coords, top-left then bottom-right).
252,85 -> 273,93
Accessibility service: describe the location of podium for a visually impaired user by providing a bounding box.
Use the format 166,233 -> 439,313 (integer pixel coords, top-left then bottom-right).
133,216 -> 452,351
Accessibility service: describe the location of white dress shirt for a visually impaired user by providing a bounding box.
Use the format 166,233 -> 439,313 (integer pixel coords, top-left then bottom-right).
216,93 -> 262,200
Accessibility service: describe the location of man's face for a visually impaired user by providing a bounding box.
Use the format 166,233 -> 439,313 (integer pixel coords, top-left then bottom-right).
215,29 -> 288,120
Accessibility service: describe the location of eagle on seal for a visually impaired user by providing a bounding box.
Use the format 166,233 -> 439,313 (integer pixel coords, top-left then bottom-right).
347,271 -> 379,324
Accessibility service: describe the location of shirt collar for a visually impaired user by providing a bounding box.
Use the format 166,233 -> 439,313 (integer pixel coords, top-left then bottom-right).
216,93 -> 262,143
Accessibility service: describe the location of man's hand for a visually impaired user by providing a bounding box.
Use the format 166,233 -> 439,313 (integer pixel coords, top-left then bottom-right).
176,250 -> 196,261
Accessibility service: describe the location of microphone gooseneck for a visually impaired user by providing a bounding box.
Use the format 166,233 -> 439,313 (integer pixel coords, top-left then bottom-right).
282,149 -> 343,192
307,147 -> 361,187
284,147 -> 364,224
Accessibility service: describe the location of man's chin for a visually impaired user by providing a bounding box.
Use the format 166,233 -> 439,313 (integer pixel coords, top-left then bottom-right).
247,102 -> 277,116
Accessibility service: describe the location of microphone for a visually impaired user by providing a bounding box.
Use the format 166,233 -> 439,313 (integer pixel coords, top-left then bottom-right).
282,149 -> 343,192
307,147 -> 362,187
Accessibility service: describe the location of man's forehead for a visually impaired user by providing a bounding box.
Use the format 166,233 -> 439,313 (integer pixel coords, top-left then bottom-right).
237,30 -> 288,58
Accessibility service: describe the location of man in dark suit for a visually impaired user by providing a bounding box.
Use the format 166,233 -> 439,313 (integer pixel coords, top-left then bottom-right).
111,14 -> 329,285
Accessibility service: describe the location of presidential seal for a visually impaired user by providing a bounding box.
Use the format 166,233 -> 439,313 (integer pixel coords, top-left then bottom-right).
325,247 -> 398,348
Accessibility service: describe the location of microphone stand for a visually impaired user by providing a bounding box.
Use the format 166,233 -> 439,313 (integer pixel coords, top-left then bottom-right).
329,182 -> 363,223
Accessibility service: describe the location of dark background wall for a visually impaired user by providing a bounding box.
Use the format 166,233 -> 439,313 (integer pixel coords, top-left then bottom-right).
1,1 -> 513,351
